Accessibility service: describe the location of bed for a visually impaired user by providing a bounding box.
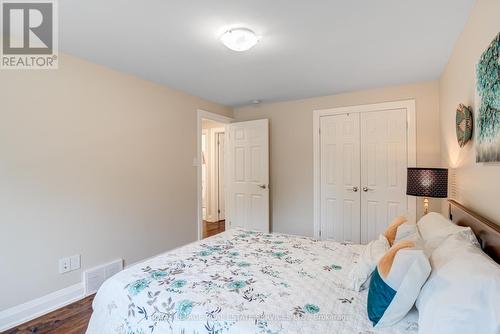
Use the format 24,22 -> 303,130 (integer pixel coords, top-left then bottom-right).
86,200 -> 500,334
86,229 -> 418,334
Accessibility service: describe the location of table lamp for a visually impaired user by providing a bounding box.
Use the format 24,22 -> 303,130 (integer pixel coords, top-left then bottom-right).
407,168 -> 448,215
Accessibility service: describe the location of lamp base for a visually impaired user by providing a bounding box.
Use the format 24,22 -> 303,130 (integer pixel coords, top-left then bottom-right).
423,197 -> 429,215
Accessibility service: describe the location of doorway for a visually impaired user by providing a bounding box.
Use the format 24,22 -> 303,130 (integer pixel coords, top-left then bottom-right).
197,110 -> 232,240
201,119 -> 226,238
197,110 -> 271,240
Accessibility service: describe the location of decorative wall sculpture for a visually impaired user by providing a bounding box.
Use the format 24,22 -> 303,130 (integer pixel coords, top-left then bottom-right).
456,104 -> 473,147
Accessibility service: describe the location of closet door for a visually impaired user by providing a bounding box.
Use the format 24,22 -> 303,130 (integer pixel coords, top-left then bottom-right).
320,114 -> 361,243
360,110 -> 408,243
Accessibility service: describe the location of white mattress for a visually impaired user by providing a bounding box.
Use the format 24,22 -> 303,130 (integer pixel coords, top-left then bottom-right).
86,229 -> 418,334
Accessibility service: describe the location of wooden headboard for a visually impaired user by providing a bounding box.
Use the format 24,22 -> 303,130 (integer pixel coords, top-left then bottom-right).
449,199 -> 500,264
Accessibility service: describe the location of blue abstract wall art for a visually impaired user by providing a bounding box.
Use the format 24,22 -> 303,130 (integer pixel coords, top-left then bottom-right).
476,32 -> 500,162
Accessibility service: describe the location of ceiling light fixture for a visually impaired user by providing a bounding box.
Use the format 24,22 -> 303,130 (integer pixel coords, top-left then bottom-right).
220,28 -> 260,52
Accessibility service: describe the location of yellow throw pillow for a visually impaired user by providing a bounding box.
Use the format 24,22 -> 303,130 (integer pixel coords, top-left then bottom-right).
383,216 -> 408,246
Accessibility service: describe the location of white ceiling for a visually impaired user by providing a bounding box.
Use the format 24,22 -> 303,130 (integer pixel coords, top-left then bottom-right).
60,0 -> 474,107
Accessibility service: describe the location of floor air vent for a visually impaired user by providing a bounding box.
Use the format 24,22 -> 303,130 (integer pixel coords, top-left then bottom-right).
84,259 -> 123,295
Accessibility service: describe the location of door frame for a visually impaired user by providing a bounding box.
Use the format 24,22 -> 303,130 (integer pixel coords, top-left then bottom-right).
312,100 -> 417,239
215,130 -> 226,221
197,110 -> 233,240
201,129 -> 208,221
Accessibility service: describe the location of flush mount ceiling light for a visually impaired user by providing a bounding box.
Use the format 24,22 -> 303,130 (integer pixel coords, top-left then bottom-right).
220,28 -> 260,52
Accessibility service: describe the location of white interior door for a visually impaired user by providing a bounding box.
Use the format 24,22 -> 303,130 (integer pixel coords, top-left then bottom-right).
217,132 -> 226,220
360,109 -> 408,243
227,119 -> 269,232
320,113 -> 361,243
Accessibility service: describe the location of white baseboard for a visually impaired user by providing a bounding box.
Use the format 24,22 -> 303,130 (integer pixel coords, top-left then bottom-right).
0,283 -> 85,332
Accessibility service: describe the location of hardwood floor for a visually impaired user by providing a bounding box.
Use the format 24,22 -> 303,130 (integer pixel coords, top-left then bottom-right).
4,223 -> 225,333
4,295 -> 94,334
203,220 -> 225,238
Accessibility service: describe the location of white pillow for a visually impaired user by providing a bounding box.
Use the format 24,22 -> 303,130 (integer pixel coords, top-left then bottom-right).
417,212 -> 479,255
347,234 -> 389,291
367,239 -> 431,327
416,233 -> 500,334
394,222 -> 419,243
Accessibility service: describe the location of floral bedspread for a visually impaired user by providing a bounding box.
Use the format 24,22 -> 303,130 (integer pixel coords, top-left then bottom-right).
86,229 -> 418,334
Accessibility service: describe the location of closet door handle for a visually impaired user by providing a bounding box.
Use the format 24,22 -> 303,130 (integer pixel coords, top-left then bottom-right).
362,187 -> 373,192
352,186 -> 359,192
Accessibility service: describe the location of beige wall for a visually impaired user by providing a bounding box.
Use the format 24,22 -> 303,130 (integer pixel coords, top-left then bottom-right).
439,0 -> 500,225
234,82 -> 441,237
0,54 -> 231,311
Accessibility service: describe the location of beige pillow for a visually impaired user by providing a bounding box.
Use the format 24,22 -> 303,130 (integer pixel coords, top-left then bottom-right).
384,216 -> 408,246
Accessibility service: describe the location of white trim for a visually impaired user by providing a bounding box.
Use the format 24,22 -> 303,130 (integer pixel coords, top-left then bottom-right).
212,128 -> 226,221
313,100 -> 417,239
203,127 -> 226,223
201,129 -> 210,221
0,283 -> 85,332
197,110 -> 233,240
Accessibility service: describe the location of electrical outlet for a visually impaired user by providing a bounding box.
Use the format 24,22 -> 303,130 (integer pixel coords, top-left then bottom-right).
59,257 -> 71,274
59,255 -> 81,274
70,254 -> 81,271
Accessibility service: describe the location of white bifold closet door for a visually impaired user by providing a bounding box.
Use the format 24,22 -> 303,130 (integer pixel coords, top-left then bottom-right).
360,110 -> 408,243
320,109 -> 408,244
320,113 -> 361,243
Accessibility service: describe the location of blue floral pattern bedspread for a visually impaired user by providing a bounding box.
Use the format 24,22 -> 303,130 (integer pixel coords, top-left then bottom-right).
86,229 -> 418,334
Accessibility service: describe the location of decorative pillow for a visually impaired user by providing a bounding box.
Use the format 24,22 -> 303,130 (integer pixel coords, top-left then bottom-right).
347,234 -> 389,291
417,212 -> 479,255
394,222 -> 425,251
394,222 -> 418,243
384,216 -> 408,246
367,240 -> 431,327
416,233 -> 500,334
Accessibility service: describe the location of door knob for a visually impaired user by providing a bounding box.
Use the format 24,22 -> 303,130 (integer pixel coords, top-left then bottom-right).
352,186 -> 359,192
258,184 -> 267,189
363,187 -> 373,192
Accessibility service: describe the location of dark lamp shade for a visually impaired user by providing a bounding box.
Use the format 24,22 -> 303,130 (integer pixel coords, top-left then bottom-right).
406,168 -> 448,198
